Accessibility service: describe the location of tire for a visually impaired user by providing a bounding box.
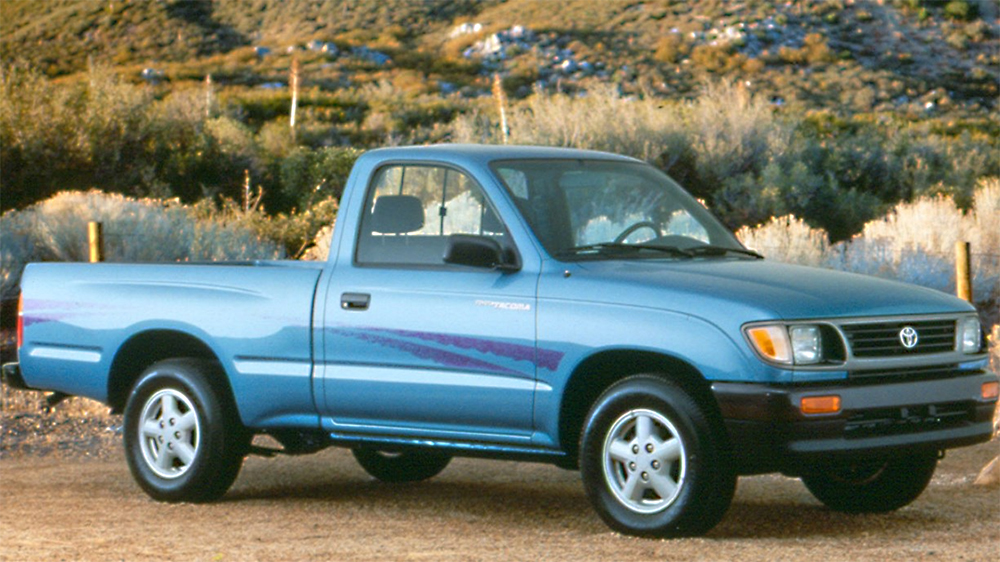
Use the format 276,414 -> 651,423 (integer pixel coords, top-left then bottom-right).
123,359 -> 250,502
352,448 -> 452,483
579,375 -> 736,538
801,452 -> 938,513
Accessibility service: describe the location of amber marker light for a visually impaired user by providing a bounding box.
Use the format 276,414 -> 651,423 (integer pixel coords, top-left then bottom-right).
747,325 -> 792,364
800,395 -> 841,415
983,382 -> 999,400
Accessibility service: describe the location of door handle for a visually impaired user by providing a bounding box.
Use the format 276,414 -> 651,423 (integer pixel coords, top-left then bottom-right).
341,292 -> 370,311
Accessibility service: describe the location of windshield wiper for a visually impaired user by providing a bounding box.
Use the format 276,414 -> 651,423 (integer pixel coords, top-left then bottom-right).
556,243 -> 693,259
686,245 -> 764,259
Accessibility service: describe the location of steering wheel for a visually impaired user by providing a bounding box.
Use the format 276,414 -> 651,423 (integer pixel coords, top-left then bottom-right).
613,221 -> 661,244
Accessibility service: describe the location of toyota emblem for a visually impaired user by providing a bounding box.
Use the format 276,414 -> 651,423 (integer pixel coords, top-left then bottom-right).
899,326 -> 919,349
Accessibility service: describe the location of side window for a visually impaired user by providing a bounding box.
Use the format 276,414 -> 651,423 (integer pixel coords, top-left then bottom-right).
357,164 -> 507,266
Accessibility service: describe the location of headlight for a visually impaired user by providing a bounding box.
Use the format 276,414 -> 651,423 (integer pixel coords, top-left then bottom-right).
959,317 -> 982,354
747,324 -> 826,366
789,325 -> 822,364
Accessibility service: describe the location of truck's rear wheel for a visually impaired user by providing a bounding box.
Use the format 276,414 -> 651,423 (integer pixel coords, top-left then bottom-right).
580,375 -> 735,537
802,452 -> 938,513
352,448 -> 452,483
124,359 -> 249,502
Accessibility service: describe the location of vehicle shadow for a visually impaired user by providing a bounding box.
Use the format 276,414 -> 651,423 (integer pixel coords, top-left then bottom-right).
223,454 -> 946,539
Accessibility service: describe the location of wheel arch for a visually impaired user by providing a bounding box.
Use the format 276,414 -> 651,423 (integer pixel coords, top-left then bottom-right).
557,349 -> 727,467
107,330 -> 235,416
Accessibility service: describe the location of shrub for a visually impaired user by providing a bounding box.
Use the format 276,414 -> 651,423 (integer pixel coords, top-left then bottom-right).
653,34 -> 689,65
1,64 -> 154,210
835,178 -> 999,305
451,82 -> 998,241
736,215 -> 829,267
944,0 -> 976,21
690,43 -> 745,73
685,81 -> 792,193
1,191 -> 284,300
739,179 -> 1000,319
279,146 -> 362,209
451,82 -> 691,164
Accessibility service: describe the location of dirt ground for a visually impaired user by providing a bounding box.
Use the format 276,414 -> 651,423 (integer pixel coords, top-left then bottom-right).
1,394 -> 998,562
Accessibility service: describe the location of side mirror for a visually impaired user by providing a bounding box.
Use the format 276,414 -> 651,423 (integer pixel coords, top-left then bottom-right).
443,235 -> 520,272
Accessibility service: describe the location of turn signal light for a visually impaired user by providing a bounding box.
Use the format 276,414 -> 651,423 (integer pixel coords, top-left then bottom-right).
800,395 -> 841,415
983,382 -> 999,400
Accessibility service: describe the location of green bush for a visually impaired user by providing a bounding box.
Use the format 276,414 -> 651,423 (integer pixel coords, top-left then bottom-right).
944,0 -> 975,21
279,146 -> 362,209
1,64 -> 154,210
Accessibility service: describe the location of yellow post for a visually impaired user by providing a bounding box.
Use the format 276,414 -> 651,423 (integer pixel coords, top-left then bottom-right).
955,241 -> 971,302
88,222 -> 104,263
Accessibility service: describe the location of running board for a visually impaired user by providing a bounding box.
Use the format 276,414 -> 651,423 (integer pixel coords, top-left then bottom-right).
327,432 -> 568,463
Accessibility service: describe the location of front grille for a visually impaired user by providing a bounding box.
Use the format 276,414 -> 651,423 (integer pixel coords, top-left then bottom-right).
848,364 -> 963,385
844,402 -> 973,438
841,319 -> 955,358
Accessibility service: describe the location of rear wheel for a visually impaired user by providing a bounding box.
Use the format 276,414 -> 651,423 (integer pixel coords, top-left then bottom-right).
123,359 -> 249,502
802,452 -> 938,513
580,375 -> 735,537
352,448 -> 452,483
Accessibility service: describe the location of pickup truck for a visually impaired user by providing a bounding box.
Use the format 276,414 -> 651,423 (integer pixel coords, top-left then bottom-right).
4,145 -> 997,537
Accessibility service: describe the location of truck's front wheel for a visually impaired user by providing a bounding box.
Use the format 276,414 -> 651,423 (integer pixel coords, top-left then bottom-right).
801,452 -> 938,513
580,375 -> 735,537
124,359 -> 249,502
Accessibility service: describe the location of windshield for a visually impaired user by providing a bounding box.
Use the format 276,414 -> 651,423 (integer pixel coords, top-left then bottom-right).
490,159 -> 752,261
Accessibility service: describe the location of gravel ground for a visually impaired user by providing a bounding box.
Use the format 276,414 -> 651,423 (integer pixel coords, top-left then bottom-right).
1,390 -> 998,562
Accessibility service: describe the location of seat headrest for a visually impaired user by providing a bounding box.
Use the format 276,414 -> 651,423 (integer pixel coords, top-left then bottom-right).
371,195 -> 424,234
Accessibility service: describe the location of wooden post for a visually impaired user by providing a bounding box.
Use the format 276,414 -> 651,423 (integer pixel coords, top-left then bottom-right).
243,169 -> 251,213
290,58 -> 299,141
204,73 -> 213,118
88,222 -> 104,263
955,241 -> 972,302
492,73 -> 509,145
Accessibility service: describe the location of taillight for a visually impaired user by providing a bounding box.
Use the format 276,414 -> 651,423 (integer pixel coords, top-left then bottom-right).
16,294 -> 23,350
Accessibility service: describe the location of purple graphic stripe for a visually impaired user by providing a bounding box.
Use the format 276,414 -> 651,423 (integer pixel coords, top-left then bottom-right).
21,314 -> 69,328
371,327 -> 564,371
20,299 -> 116,328
342,330 -> 525,376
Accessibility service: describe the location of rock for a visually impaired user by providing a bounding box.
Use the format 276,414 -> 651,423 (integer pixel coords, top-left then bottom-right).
450,22 -> 483,38
351,46 -> 391,66
974,455 -> 999,487
140,68 -> 163,83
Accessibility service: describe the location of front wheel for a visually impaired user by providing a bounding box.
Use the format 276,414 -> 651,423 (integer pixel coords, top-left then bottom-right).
801,452 -> 938,513
580,375 -> 735,537
123,359 -> 249,502
352,448 -> 452,483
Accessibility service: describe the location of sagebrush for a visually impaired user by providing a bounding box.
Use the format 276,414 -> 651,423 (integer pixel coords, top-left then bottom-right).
0,191 -> 284,300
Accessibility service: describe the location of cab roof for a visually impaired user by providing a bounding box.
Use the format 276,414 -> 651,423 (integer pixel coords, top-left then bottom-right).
358,144 -> 643,169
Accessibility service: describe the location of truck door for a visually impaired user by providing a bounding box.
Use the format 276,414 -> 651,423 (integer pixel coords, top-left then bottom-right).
318,163 -> 541,444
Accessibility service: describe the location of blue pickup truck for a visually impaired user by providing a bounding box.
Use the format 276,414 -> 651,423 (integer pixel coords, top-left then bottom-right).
4,145 -> 997,537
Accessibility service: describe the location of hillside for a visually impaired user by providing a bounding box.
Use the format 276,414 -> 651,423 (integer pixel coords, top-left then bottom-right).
2,0 -> 997,117
2,0 -> 998,242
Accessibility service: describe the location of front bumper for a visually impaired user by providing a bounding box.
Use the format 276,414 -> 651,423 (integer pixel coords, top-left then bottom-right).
712,371 -> 998,475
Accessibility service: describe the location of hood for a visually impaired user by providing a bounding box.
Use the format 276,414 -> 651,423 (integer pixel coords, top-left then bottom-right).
555,258 -> 973,330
